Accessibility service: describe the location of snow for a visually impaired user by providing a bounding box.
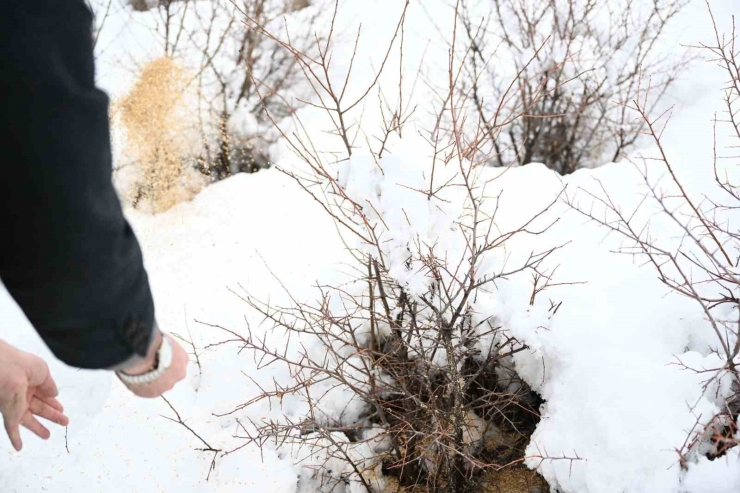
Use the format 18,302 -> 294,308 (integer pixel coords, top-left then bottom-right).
2,0 -> 740,492
682,449 -> 740,493
0,171 -> 342,492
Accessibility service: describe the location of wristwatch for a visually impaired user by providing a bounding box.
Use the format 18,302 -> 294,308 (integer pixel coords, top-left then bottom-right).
116,336 -> 174,386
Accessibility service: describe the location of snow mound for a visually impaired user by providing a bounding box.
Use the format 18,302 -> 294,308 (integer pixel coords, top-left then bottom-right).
2,141 -> 738,492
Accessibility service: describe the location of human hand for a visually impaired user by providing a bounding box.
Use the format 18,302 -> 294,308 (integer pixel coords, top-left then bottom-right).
0,340 -> 69,451
117,331 -> 188,398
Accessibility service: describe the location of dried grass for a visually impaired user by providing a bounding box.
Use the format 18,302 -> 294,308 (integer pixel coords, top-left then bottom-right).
115,56 -> 203,212
385,465 -> 547,493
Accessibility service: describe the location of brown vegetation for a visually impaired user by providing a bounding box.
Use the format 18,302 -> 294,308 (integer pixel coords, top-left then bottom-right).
116,57 -> 203,211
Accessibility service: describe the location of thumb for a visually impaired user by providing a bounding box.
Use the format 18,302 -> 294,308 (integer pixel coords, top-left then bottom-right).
24,355 -> 58,398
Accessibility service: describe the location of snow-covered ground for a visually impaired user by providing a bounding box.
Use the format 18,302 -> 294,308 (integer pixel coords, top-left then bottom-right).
2,1 -> 740,492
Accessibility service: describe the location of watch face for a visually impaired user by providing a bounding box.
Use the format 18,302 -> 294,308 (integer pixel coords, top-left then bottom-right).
160,336 -> 174,368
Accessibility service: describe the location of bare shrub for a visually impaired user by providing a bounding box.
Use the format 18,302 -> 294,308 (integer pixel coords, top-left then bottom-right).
115,57 -> 204,211
89,0 -> 318,184
129,0 -> 310,13
197,2 -> 580,492
134,0 -> 318,180
566,2 -> 740,469
459,0 -> 688,174
129,0 -> 156,11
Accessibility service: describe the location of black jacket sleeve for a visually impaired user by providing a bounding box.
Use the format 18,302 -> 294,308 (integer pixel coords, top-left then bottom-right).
0,0 -> 155,369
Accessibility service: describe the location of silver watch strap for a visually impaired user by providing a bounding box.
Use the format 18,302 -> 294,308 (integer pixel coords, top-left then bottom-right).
116,336 -> 173,386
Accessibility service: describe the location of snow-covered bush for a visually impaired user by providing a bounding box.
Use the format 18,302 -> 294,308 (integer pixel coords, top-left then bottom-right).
90,0 -> 319,185
567,4 -> 740,470
228,147 -> 566,491
458,0 -> 688,174
170,0 -> 319,180
205,2 -> 574,491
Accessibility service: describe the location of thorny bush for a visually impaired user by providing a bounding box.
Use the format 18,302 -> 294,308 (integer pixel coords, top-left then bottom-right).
93,0 -> 319,199
202,2 -> 580,492
459,0 -> 688,174
566,2 -> 740,471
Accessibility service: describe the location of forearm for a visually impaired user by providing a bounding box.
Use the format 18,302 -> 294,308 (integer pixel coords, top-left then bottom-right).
0,0 -> 156,369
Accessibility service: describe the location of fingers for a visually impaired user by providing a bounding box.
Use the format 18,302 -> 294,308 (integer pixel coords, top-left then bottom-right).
20,413 -> 50,441
3,397 -> 68,451
1,380 -> 27,452
29,397 -> 69,427
40,396 -> 64,413
4,421 -> 22,452
1,347 -> 65,451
